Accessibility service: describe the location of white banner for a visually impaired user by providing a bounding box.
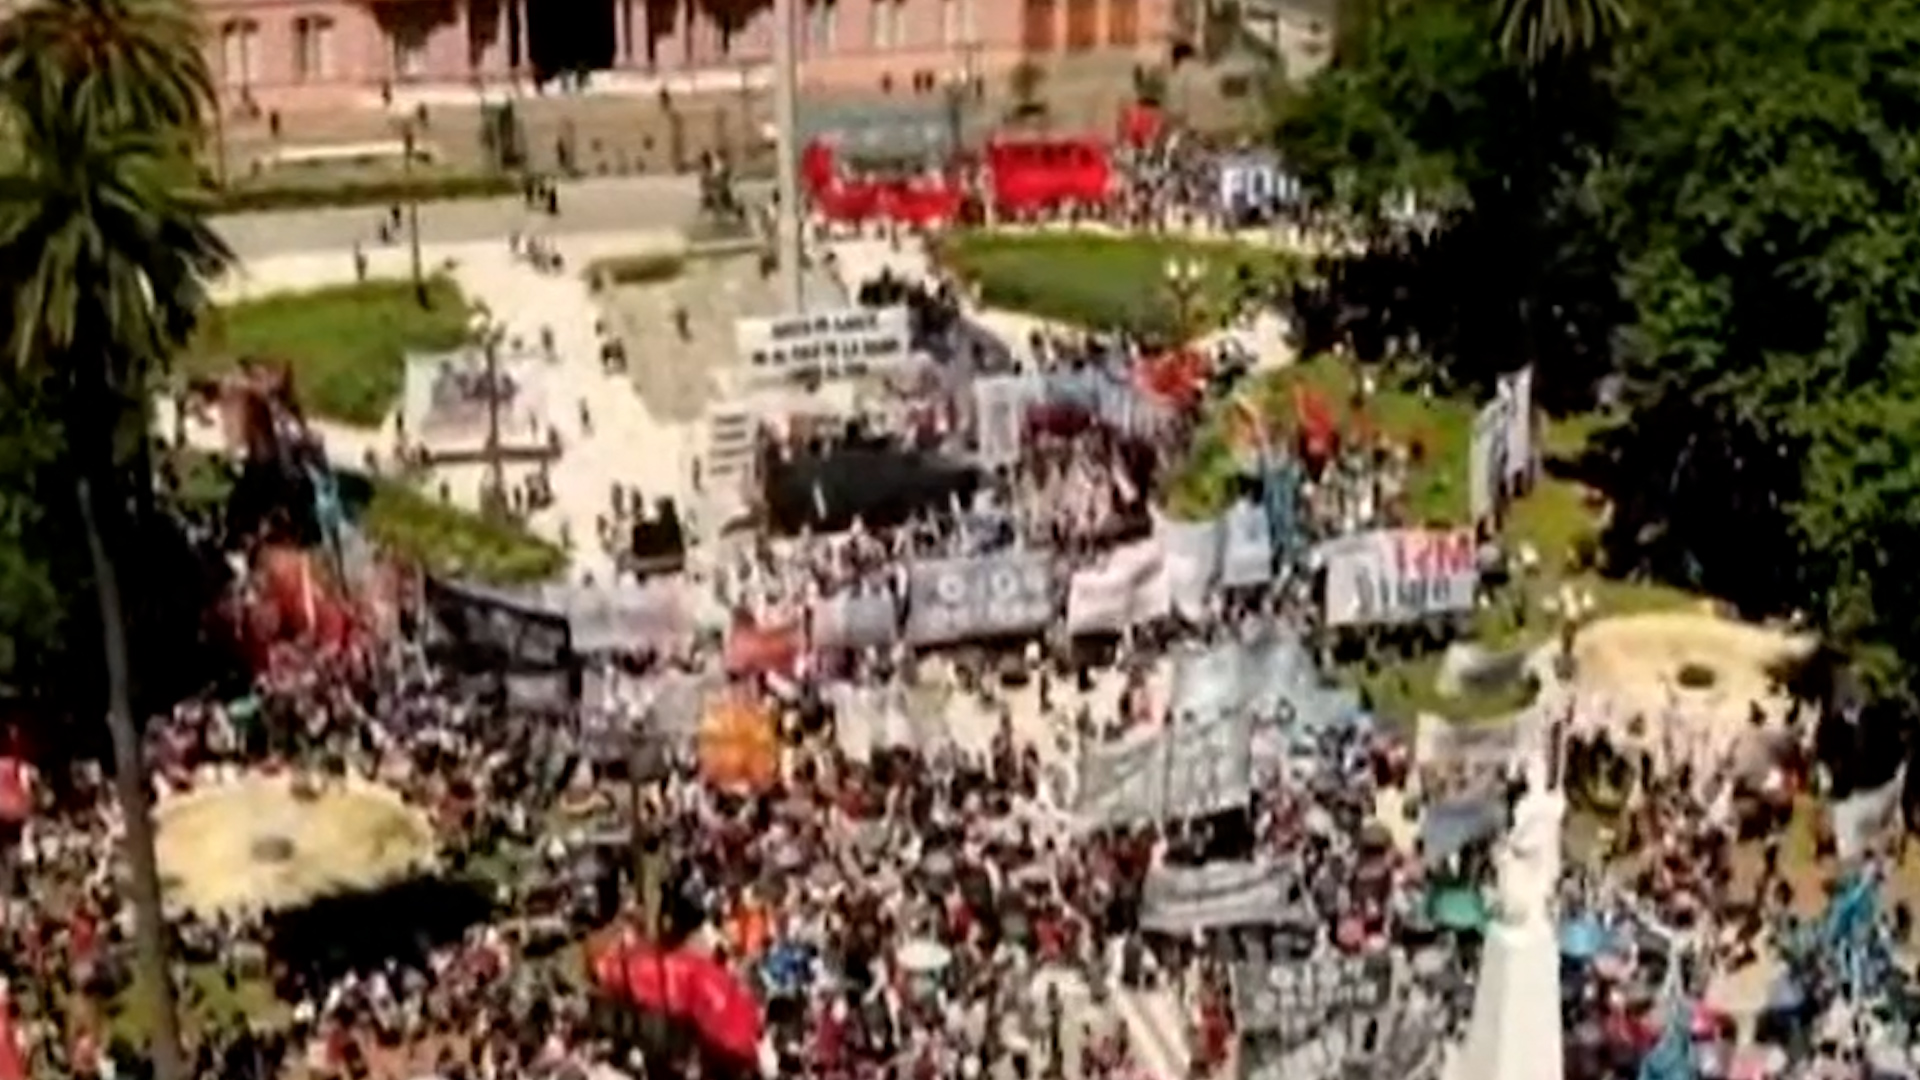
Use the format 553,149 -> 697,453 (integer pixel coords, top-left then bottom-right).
1504,365 -> 1534,487
1832,765 -> 1906,861
541,581 -> 689,654
903,553 -> 1055,645
1159,516 -> 1224,620
973,374 -> 1038,468
402,348 -> 550,455
1076,711 -> 1255,828
1321,528 -> 1477,626
1066,539 -> 1170,636
1220,501 -> 1275,588
1141,861 -> 1294,934
736,305 -> 910,383
1469,394 -> 1513,523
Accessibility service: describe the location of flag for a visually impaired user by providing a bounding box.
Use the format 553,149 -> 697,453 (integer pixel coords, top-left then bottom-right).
1225,393 -> 1270,467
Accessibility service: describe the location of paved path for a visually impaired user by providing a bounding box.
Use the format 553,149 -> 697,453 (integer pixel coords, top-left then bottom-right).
214,175 -> 770,260
207,228 -> 698,584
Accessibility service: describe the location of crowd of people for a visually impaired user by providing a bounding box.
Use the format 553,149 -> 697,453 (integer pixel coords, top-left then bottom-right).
3,126 -> 1915,1080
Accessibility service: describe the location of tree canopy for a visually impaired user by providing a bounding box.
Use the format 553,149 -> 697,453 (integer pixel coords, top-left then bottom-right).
1279,0 -> 1920,699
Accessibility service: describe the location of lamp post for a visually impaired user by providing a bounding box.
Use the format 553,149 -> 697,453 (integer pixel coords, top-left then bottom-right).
1163,256 -> 1204,341
771,0 -> 805,312
479,328 -> 509,520
400,119 -> 428,308
628,713 -> 669,937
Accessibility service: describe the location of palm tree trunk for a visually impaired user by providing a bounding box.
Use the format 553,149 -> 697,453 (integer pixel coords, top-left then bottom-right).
76,474 -> 188,1080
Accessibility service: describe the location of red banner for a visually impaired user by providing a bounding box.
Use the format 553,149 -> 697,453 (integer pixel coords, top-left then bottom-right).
724,617 -> 803,678
803,139 -> 963,226
987,137 -> 1113,212
1135,349 -> 1209,409
1118,102 -> 1165,148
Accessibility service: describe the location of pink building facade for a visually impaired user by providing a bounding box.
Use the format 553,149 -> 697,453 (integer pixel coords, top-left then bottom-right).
204,0 -> 1175,112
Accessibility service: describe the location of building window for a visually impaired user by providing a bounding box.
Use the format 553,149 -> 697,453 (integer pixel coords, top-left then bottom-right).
390,24 -> 429,81
292,16 -> 335,82
218,19 -> 258,89
808,0 -> 837,52
871,0 -> 906,47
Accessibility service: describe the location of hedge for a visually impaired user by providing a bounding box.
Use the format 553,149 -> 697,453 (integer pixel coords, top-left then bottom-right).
185,277 -> 472,427
363,480 -> 567,585
213,173 -> 520,215
936,230 -> 1303,341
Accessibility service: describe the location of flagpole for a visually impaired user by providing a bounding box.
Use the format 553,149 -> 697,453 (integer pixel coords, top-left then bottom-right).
772,0 -> 805,312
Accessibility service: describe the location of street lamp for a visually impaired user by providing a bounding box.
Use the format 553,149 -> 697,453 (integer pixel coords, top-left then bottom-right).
628,715 -> 670,937
399,119 -> 428,309
1164,256 -> 1204,340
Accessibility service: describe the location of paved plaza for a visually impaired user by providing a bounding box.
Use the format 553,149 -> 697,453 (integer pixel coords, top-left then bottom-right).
214,175 -> 768,259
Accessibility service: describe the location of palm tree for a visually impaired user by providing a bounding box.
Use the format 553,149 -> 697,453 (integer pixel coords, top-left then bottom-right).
0,0 -> 213,137
0,5 -> 228,1080
1495,0 -> 1629,65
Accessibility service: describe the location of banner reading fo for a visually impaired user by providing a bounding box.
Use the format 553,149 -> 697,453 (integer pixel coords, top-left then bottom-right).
903,553 -> 1054,645
1321,528 -> 1477,626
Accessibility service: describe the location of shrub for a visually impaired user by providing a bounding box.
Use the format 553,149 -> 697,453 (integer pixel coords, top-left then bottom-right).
362,480 -> 566,585
214,173 -> 519,215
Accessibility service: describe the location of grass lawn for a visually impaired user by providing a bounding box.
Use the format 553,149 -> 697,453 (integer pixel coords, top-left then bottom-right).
362,479 -> 567,585
185,277 -> 472,427
935,230 -> 1304,340
164,448 -> 564,585
1169,354 -> 1698,724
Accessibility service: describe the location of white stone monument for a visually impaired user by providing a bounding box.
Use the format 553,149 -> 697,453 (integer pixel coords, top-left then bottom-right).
1446,781 -> 1567,1080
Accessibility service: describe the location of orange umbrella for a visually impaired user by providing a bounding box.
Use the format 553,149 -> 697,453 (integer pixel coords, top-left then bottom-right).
697,695 -> 779,793
727,901 -> 773,959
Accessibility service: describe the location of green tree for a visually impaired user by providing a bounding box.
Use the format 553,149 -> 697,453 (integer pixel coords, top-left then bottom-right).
1600,0 -> 1920,685
0,0 -> 213,139
0,3 -> 229,1078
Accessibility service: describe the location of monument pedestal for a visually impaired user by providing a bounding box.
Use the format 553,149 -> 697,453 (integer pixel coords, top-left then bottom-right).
1446,788 -> 1566,1080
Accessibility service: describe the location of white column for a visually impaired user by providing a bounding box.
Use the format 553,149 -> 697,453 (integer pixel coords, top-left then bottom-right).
512,0 -> 528,73
455,0 -> 472,73
612,0 -> 630,66
1446,788 -> 1566,1080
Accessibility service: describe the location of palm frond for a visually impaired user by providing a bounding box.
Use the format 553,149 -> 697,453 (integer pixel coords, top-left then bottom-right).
1496,0 -> 1630,65
0,0 -> 214,137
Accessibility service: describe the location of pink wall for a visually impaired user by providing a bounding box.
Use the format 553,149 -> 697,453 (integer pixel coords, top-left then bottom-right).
201,0 -> 1172,110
